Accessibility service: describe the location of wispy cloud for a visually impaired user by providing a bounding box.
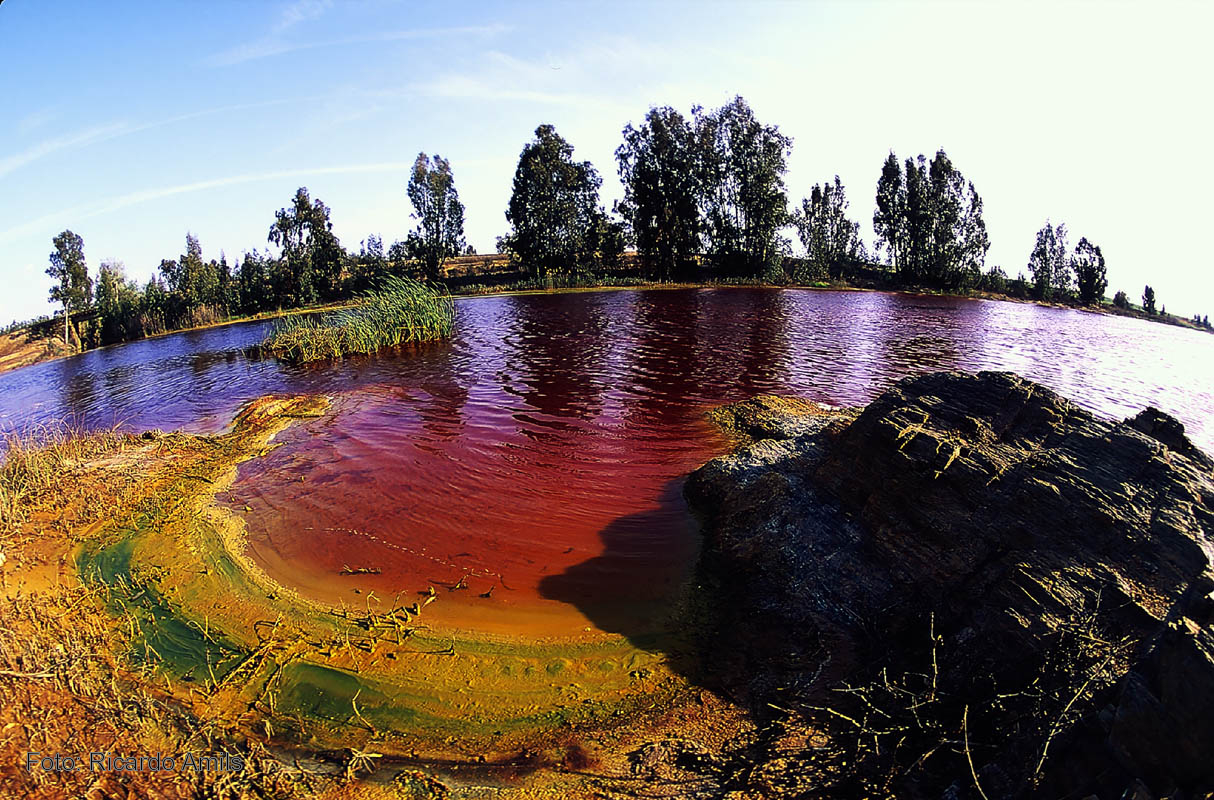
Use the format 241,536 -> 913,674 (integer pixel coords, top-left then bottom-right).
0,162 -> 417,246
275,0 -> 332,33
16,106 -> 60,135
0,99 -> 309,182
206,21 -> 510,68
408,47 -> 636,112
420,74 -> 587,107
0,123 -> 131,181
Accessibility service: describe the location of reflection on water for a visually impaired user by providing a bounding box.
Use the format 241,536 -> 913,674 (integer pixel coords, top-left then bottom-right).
2,289 -> 1210,633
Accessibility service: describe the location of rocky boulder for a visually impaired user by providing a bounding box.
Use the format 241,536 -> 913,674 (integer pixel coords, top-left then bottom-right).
685,371 -> 1214,798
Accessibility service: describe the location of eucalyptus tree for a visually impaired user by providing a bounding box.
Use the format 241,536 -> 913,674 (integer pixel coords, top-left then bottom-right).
1072,237 -> 1108,306
927,150 -> 988,286
237,251 -> 274,314
1142,285 -> 1157,315
268,187 -> 345,305
695,96 -> 792,277
46,229 -> 92,347
873,152 -> 906,271
506,125 -> 603,276
792,175 -> 862,280
1027,221 -> 1070,301
616,106 -> 703,279
902,155 -> 932,280
873,150 -> 988,287
405,153 -> 466,282
94,260 -> 140,345
350,234 -> 389,292
140,275 -> 169,336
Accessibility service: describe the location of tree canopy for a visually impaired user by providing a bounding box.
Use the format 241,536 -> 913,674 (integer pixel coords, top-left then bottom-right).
268,187 -> 344,305
873,150 -> 987,287
405,153 -> 466,282
616,106 -> 703,280
695,97 -> 792,277
505,125 -> 604,276
1142,285 -> 1157,315
1027,221 -> 1070,301
792,175 -> 863,280
95,261 -> 141,345
46,229 -> 92,346
1072,237 -> 1107,306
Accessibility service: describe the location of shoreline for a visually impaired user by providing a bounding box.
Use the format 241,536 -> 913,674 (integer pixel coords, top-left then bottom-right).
1,393 -> 732,797
2,278 -> 1206,380
3,374 -> 1211,796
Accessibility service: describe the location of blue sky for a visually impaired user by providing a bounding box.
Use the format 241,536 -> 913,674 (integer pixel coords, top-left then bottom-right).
2,0 -> 1212,324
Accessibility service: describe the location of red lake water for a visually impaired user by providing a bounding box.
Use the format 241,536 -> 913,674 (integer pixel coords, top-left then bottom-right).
2,288 -> 1211,635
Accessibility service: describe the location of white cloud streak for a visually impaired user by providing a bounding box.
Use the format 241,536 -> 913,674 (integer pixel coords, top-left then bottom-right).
0,99 -> 309,182
16,107 -> 60,135
0,162 -> 417,246
205,23 -> 510,68
0,123 -> 131,180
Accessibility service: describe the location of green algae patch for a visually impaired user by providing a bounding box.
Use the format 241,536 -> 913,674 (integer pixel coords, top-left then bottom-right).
67,392 -> 709,762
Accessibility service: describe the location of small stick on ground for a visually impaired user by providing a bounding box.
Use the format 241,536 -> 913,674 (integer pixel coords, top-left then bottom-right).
340,565 -> 381,575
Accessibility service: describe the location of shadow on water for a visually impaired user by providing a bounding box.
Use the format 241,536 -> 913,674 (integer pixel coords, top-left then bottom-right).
536,476 -> 721,689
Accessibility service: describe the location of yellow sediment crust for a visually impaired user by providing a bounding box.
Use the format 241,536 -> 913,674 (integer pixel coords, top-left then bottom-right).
71,393 -> 717,764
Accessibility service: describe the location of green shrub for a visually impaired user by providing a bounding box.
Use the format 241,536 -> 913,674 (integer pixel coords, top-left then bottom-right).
262,276 -> 453,363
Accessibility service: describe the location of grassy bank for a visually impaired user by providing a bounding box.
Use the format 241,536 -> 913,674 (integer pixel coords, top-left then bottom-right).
261,276 -> 454,363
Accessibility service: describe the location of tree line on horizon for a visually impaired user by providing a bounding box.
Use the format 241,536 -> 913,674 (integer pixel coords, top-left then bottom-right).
31,95 -> 1209,350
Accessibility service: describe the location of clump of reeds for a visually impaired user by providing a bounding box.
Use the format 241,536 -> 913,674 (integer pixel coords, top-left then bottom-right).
262,276 -> 454,364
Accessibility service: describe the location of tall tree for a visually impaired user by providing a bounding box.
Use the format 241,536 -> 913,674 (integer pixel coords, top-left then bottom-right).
94,260 -> 140,345
350,235 -> 388,293
792,175 -> 862,280
175,233 -> 220,313
1142,285 -> 1156,315
902,155 -> 932,281
505,125 -> 603,276
405,153 -> 466,282
268,187 -> 344,305
1027,221 -> 1070,301
873,150 -> 987,287
873,152 -> 906,272
237,251 -> 273,314
927,150 -> 989,286
695,96 -> 792,277
616,106 -> 703,280
140,275 -> 169,336
1072,237 -> 1108,306
47,230 -> 92,347
957,172 -> 991,281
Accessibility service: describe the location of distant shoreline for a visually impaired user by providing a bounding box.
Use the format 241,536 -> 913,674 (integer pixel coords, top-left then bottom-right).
1,278 -> 1207,379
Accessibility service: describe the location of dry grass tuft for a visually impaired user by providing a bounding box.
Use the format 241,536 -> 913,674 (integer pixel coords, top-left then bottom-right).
0,584 -> 340,799
0,423 -> 130,532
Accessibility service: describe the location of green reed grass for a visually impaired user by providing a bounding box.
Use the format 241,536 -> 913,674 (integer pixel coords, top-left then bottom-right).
261,276 -> 454,364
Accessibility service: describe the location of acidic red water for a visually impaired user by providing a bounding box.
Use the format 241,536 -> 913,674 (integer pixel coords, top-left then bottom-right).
4,289 -> 1211,636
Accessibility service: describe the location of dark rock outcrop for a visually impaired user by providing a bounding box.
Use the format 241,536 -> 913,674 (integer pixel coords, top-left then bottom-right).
685,371 -> 1214,798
